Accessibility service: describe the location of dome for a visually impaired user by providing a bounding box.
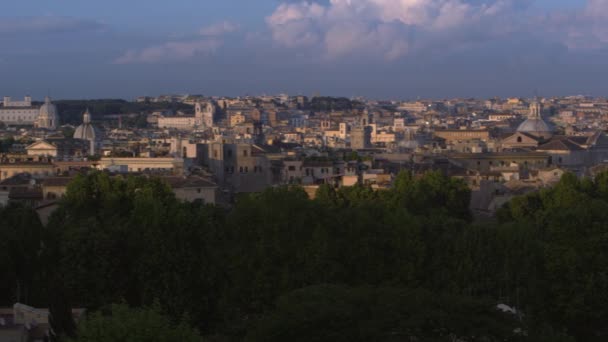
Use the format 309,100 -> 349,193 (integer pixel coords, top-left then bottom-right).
517,118 -> 551,134
74,123 -> 96,141
516,99 -> 554,140
39,96 -> 58,119
74,109 -> 96,141
37,96 -> 59,129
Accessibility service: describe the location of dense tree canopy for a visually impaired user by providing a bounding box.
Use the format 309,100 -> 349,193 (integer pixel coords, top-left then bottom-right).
68,303 -> 202,342
1,170 -> 607,341
54,100 -> 193,125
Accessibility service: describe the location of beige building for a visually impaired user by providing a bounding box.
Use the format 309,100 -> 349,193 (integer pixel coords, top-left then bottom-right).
204,142 -> 272,193
0,154 -> 56,181
449,152 -> 551,172
163,176 -> 218,205
434,129 -> 491,143
229,112 -> 246,127
96,157 -> 184,174
26,141 -> 58,157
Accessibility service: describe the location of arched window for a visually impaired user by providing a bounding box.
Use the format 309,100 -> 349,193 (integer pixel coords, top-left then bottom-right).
517,136 -> 522,143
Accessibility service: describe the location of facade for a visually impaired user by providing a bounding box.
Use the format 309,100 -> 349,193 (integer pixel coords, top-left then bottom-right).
195,101 -> 215,128
449,152 -> 551,172
204,142 -> 272,193
0,154 -> 56,181
157,115 -> 198,130
434,129 -> 491,143
96,157 -> 184,174
157,101 -> 215,130
351,126 -> 372,149
0,96 -> 58,128
163,176 -> 218,204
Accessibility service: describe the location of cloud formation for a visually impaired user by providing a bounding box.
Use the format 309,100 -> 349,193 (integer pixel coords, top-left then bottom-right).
0,16 -> 105,35
266,0 -> 608,61
200,21 -> 240,36
114,39 -> 221,64
114,21 -> 239,64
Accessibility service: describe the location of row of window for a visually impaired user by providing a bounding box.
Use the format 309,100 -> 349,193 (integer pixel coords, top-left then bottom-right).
213,149 -> 250,158
0,115 -> 36,121
475,160 -> 544,166
224,166 -> 263,174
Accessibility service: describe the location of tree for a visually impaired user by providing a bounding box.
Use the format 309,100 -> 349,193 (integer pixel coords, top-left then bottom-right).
68,303 -> 202,342
0,203 -> 44,305
248,285 -> 521,342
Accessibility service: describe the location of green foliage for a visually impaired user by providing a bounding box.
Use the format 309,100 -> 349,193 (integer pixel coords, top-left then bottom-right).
122,114 -> 149,128
0,136 -> 15,152
249,285 -> 520,342
54,99 -> 193,125
4,170 -> 608,341
0,203 -> 44,305
44,172 -> 227,332
61,126 -> 75,139
309,97 -> 363,112
68,303 -> 202,342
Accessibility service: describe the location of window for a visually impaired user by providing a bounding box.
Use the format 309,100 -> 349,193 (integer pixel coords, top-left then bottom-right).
243,150 -> 248,157
197,188 -> 201,193
245,166 -> 249,173
517,136 -> 522,143
239,167 -> 244,173
288,166 -> 296,171
227,149 -> 232,158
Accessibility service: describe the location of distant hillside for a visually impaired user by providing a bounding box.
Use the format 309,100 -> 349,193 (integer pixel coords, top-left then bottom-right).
54,99 -> 193,125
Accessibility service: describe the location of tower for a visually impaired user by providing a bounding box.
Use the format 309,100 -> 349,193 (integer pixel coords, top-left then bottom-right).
195,101 -> 215,128
529,100 -> 542,119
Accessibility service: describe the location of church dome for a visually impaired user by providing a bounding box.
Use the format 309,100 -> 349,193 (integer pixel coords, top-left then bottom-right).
517,118 -> 551,134
516,100 -> 553,140
39,96 -> 58,119
74,109 -> 96,141
38,96 -> 59,129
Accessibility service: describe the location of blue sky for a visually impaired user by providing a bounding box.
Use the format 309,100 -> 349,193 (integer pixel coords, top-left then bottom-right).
0,0 -> 605,100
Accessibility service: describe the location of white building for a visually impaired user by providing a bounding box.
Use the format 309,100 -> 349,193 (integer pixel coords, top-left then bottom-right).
0,96 -> 59,128
157,101 -> 216,130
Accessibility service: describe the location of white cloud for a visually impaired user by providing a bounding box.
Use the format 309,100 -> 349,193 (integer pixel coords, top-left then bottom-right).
114,39 -> 221,64
266,0 -> 519,60
200,21 -> 240,36
114,21 -> 239,64
266,0 -> 608,61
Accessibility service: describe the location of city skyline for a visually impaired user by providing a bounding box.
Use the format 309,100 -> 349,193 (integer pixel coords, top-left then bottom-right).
2,0 -> 608,99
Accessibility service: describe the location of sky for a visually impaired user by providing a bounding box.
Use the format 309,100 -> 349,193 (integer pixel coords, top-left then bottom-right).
0,0 -> 606,100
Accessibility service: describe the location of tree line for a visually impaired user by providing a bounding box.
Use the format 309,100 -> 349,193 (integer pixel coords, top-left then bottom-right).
54,100 -> 193,125
0,170 -> 606,341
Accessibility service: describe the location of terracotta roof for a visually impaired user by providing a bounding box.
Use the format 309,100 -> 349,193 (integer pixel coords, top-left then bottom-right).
9,187 -> 43,200
41,177 -> 74,187
537,138 -> 584,151
161,176 -> 217,188
0,173 -> 33,186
